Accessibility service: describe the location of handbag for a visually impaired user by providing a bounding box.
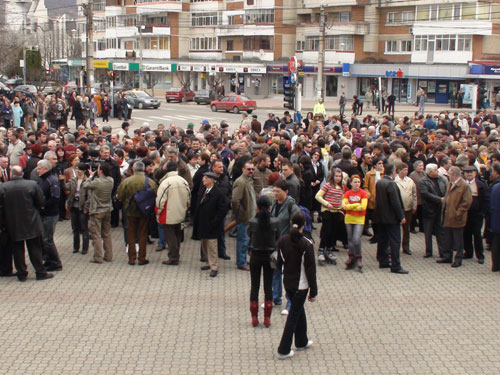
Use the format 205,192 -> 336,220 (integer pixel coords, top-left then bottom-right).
269,250 -> 278,270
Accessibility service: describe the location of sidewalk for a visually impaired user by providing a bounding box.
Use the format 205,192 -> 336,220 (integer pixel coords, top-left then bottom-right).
254,96 -> 476,116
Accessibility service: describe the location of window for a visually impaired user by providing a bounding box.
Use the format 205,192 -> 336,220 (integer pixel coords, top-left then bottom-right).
325,35 -> 354,51
454,4 -> 462,20
385,40 -> 398,52
106,16 -> 116,28
401,40 -> 412,52
243,37 -> 273,50
417,6 -> 428,21
401,12 -> 414,23
94,19 -> 106,31
387,12 -> 397,24
148,37 -> 169,50
328,11 -> 351,23
439,4 -> 452,21
191,12 -> 219,27
228,15 -> 235,25
244,9 -> 274,24
190,37 -> 220,51
430,5 -> 438,20
226,40 -> 234,51
93,0 -> 105,11
97,39 -> 106,51
457,35 -> 472,51
106,39 -> 117,49
143,16 -> 168,26
436,35 -> 456,51
296,40 -> 305,51
478,3 -> 490,20
306,36 -> 320,51
462,3 -> 475,19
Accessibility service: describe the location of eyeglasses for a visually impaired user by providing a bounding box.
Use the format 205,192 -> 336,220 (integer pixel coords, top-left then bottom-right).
246,168 -> 255,171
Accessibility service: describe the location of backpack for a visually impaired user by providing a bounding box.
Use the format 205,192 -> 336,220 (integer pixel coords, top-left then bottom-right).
133,176 -> 156,216
288,204 -> 313,236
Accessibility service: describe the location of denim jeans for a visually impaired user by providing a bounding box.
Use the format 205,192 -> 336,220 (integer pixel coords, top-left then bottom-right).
236,222 -> 249,267
277,289 -> 309,355
157,222 -> 166,247
70,208 -> 89,253
272,269 -> 292,310
217,218 -> 227,257
345,223 -> 364,256
41,215 -> 62,268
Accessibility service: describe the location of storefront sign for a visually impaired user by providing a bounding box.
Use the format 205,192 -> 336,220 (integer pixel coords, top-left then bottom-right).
68,60 -> 83,67
460,84 -> 475,105
248,67 -> 266,74
113,62 -> 129,71
484,66 -> 500,75
94,60 -> 110,69
142,63 -> 171,72
192,65 -> 207,72
177,65 -> 191,71
268,66 -> 284,72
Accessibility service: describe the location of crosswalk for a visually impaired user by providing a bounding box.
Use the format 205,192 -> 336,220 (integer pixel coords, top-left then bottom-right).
132,110 -> 218,124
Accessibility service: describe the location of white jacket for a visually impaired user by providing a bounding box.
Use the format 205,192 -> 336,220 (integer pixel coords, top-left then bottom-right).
156,171 -> 191,225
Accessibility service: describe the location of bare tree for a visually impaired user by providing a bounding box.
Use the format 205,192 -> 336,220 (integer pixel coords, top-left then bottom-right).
0,29 -> 23,78
174,71 -> 194,101
145,72 -> 160,97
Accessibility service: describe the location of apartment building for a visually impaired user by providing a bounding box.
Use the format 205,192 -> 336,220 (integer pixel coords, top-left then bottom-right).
73,0 -> 500,103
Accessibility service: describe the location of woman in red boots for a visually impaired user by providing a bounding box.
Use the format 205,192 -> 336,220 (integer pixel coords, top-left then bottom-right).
248,196 -> 280,327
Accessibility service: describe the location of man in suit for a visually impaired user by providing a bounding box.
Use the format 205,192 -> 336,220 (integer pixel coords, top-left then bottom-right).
193,172 -> 228,277
374,163 -> 409,274
0,157 -> 10,183
419,163 -> 448,258
463,166 -> 489,264
0,166 -> 53,281
439,166 -> 473,268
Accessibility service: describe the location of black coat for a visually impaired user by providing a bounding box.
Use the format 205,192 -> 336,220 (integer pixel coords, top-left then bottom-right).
374,176 -> 405,224
419,175 -> 448,217
300,167 -> 314,211
248,217 -> 280,252
468,177 -> 490,216
0,178 -> 45,242
24,155 -> 41,180
192,184 -> 228,240
191,163 -> 209,216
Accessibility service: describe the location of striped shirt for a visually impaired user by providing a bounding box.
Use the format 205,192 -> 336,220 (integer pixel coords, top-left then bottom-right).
319,183 -> 343,210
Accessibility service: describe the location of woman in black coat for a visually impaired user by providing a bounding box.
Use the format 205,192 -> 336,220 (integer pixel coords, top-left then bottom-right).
73,96 -> 84,127
190,153 -> 210,224
298,155 -> 313,212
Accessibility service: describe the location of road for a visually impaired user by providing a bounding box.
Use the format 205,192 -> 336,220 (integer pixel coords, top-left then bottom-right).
116,101 -> 273,133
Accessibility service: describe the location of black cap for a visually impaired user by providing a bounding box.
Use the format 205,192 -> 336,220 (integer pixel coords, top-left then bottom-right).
203,172 -> 218,179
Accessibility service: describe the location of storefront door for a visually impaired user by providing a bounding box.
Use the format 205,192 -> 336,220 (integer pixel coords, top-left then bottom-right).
435,80 -> 450,104
392,79 -> 408,102
325,76 -> 338,97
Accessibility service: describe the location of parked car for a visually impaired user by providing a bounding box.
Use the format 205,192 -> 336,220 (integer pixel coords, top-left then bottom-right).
5,78 -> 24,89
0,82 -> 11,95
126,90 -> 161,109
15,85 -> 38,94
210,94 -> 257,114
165,87 -> 195,103
194,89 -> 216,105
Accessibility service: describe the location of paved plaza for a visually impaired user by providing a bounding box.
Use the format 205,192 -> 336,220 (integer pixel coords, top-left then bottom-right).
1,221 -> 500,374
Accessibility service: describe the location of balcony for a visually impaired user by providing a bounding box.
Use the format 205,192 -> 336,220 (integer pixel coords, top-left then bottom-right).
136,1 -> 182,14
296,51 -> 355,65
94,49 -> 171,60
188,51 -> 223,61
299,0 -> 357,8
412,20 -> 492,36
243,50 -> 274,61
216,25 -> 274,37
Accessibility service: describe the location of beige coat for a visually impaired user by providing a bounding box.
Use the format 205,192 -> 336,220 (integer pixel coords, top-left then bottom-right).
442,177 -> 472,228
156,171 -> 191,225
395,175 -> 417,212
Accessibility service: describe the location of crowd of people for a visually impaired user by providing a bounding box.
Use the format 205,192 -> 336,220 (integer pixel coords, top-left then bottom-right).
2,88 -> 500,358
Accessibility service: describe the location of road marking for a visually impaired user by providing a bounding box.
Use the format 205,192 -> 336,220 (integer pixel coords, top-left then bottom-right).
132,117 -> 150,121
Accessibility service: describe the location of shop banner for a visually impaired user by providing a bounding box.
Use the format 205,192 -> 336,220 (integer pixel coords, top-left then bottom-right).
460,84 -> 475,105
113,63 -> 129,71
142,63 -> 172,72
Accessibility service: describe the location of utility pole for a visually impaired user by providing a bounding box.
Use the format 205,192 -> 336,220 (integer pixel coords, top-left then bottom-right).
317,4 -> 325,100
82,0 -> 94,91
139,23 -> 144,90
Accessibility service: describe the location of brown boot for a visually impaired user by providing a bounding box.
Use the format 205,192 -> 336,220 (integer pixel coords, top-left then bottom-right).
250,301 -> 259,327
263,300 -> 273,328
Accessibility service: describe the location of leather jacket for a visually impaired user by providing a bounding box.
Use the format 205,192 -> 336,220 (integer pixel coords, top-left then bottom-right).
248,216 -> 280,252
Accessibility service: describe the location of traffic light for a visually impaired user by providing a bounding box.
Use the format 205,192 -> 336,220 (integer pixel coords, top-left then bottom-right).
109,71 -> 115,82
283,83 -> 295,110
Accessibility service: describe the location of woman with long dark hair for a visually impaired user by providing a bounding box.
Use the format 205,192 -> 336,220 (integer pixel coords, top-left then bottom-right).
276,210 -> 318,360
247,196 -> 280,328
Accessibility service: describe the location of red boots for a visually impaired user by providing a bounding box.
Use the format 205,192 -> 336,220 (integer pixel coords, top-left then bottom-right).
250,301 -> 259,327
263,301 -> 273,328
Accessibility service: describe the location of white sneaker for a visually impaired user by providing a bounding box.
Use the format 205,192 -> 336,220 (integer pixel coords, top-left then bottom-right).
281,309 -> 289,316
296,340 -> 313,351
277,350 -> 294,360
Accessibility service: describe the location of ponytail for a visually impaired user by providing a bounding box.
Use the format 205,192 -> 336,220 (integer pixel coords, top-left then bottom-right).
256,195 -> 271,231
289,210 -> 306,242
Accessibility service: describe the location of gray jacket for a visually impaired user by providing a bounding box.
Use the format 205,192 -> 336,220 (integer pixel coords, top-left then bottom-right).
83,176 -> 113,215
271,195 -> 300,237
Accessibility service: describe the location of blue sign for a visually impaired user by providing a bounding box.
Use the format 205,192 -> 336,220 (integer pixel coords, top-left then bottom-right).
385,70 -> 397,77
484,66 -> 500,75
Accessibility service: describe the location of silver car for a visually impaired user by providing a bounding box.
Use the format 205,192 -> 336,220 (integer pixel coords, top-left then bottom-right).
126,90 -> 160,109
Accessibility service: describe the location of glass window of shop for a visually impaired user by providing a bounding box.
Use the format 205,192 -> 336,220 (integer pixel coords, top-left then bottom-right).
325,76 -> 337,97
418,80 -> 436,101
358,78 -> 379,96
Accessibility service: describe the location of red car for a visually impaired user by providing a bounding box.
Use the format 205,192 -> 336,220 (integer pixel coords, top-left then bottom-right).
165,87 -> 195,102
210,94 -> 257,114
